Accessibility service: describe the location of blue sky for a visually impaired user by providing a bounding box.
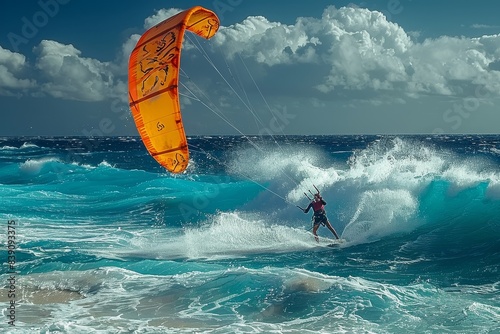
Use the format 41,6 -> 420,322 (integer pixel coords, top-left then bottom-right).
1,0 -> 500,136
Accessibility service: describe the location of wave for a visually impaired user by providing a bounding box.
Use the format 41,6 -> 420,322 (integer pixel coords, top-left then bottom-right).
4,136 -> 499,257
20,142 -> 40,149
0,145 -> 17,150
0,142 -> 42,152
4,267 -> 497,334
7,260 -> 498,333
227,137 -> 500,248
4,156 -> 261,228
19,157 -> 62,175
92,211 -> 332,261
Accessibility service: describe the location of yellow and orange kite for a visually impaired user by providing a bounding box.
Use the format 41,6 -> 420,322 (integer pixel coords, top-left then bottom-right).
128,6 -> 220,173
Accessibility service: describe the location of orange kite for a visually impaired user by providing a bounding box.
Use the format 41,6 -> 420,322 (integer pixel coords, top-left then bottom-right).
129,6 -> 220,173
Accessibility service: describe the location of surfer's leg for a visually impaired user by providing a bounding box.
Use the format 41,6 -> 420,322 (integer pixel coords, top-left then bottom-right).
312,224 -> 320,242
325,221 -> 340,239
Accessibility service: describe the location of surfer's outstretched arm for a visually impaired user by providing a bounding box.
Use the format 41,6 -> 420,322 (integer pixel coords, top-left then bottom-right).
303,202 -> 313,213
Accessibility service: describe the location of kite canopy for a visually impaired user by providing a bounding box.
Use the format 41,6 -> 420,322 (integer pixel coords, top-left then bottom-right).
128,6 -> 220,173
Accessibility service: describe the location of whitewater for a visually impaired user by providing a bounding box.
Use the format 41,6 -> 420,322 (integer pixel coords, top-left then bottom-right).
1,135 -> 499,333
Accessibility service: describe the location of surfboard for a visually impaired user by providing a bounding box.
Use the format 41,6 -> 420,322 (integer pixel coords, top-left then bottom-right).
322,238 -> 346,247
307,232 -> 346,248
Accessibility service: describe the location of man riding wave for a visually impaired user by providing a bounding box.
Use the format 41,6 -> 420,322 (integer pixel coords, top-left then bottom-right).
302,192 -> 340,242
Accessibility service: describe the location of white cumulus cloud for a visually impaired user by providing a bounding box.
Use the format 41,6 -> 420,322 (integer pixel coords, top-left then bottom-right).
144,8 -> 183,29
211,6 -> 500,99
34,40 -> 125,102
0,45 -> 36,96
215,15 -> 320,65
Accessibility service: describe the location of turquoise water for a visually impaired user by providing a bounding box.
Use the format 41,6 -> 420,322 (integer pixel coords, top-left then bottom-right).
1,135 -> 499,333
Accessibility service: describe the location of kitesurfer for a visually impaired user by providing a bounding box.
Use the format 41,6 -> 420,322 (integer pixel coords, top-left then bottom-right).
303,193 -> 339,242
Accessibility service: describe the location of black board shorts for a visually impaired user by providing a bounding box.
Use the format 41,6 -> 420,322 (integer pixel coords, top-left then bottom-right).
313,211 -> 328,226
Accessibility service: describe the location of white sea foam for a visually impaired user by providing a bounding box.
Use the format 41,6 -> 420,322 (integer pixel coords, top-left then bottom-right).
20,142 -> 40,149
19,157 -> 60,175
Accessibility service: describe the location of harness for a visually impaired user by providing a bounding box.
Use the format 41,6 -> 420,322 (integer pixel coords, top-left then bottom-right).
312,209 -> 327,226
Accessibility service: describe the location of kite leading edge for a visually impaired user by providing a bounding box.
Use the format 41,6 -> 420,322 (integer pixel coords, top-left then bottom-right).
128,6 -> 220,173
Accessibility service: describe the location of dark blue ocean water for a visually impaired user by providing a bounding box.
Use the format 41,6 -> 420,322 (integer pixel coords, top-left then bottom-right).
1,135 -> 499,333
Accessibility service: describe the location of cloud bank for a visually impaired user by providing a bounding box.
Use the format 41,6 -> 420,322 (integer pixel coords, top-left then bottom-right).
1,5 -> 499,106
214,6 -> 500,99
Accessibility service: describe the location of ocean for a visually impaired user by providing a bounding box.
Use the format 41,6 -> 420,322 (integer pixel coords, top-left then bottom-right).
1,135 -> 499,333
